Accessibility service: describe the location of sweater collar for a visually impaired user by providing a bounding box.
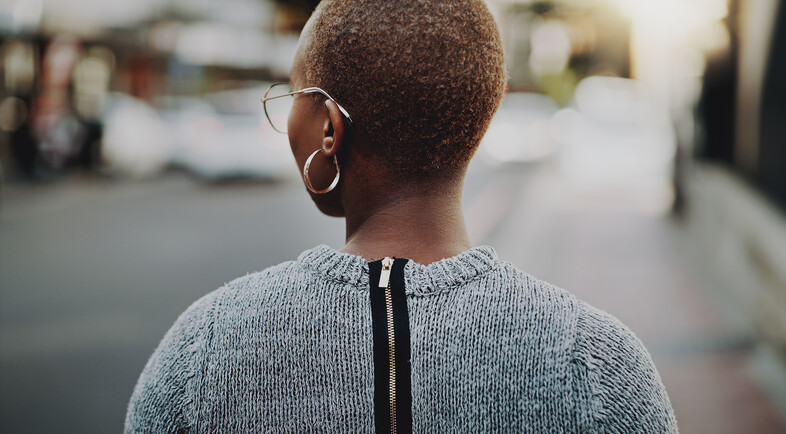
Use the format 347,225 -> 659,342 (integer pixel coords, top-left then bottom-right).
297,244 -> 498,296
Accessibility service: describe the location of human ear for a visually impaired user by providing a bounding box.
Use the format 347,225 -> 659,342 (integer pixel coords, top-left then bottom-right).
322,99 -> 346,158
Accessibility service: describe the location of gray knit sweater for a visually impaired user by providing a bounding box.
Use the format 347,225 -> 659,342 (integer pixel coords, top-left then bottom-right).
125,244 -> 678,433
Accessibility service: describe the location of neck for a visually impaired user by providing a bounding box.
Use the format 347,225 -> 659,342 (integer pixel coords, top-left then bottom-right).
339,176 -> 471,265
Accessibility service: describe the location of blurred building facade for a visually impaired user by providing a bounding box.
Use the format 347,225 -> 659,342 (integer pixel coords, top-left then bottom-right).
689,0 -> 786,413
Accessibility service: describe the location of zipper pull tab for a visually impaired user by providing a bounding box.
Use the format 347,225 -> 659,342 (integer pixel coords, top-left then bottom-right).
379,257 -> 394,288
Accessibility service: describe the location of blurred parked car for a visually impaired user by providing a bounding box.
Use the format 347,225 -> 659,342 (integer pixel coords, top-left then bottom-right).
100,85 -> 296,181
102,93 -> 171,177
163,85 -> 295,182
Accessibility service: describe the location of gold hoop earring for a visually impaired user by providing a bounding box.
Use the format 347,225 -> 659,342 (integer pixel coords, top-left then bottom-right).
303,149 -> 340,194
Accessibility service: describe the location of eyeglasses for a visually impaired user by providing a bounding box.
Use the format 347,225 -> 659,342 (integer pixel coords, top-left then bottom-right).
261,82 -> 354,134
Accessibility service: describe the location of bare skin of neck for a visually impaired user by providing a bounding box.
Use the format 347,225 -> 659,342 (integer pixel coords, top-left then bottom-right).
338,174 -> 472,266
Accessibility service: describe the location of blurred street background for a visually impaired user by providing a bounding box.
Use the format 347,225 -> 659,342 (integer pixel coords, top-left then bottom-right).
1,0 -> 785,432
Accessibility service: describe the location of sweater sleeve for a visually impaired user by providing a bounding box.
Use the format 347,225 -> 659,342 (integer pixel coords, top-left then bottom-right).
124,292 -> 217,434
570,301 -> 679,434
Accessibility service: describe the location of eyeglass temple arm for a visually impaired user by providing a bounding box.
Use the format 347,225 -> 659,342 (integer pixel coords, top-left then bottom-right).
262,88 -> 354,124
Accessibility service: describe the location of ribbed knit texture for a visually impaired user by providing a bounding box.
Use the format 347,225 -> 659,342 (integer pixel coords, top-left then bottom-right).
125,245 -> 678,433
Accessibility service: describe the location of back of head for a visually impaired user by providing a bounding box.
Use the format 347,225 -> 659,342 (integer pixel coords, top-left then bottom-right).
302,0 -> 507,178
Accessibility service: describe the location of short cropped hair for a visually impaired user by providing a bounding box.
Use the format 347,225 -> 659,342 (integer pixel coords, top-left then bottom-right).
303,0 -> 507,177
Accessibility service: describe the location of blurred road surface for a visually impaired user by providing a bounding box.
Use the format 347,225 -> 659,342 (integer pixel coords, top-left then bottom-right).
0,159 -> 782,433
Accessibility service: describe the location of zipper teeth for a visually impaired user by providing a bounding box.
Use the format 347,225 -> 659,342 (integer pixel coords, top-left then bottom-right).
385,278 -> 397,434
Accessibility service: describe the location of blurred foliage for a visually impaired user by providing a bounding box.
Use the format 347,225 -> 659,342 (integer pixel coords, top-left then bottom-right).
530,1 -> 556,16
536,69 -> 578,106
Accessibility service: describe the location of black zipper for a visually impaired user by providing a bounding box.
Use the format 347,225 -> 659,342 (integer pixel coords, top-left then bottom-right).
369,257 -> 412,434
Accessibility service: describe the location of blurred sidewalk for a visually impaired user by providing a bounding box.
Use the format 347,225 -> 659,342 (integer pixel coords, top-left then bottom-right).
480,162 -> 784,434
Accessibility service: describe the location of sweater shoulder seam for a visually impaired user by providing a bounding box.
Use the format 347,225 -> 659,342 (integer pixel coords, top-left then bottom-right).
569,301 -> 602,433
185,286 -> 226,430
